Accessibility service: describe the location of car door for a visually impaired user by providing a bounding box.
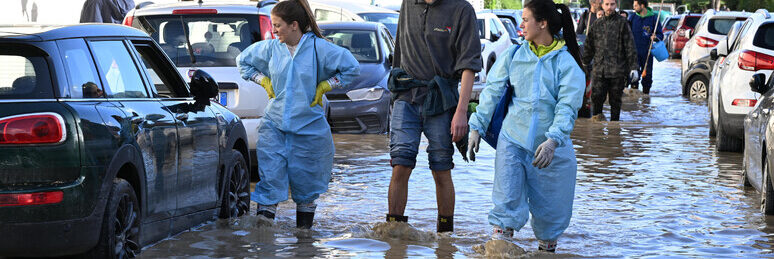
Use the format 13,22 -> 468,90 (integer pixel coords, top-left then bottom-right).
746,89 -> 774,190
88,39 -> 179,222
128,40 -> 220,216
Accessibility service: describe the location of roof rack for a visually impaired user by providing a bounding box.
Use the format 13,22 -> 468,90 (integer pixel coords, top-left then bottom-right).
257,0 -> 277,8
135,1 -> 154,9
755,9 -> 771,19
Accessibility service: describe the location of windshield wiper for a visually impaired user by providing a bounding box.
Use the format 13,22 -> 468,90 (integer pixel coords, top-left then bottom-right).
179,16 -> 196,65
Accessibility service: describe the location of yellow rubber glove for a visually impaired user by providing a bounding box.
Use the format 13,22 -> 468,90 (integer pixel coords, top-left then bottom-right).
258,77 -> 275,99
310,80 -> 332,107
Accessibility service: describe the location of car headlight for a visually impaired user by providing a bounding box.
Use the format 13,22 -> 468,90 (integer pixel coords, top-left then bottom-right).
346,87 -> 384,101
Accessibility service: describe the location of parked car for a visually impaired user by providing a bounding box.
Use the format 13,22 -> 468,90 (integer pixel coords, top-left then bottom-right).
479,9 -> 523,43
319,22 -> 392,133
668,13 -> 701,57
662,15 -> 681,56
126,0 -> 276,174
743,71 -> 774,214
476,12 -> 512,84
0,24 -> 251,258
310,0 -> 399,38
681,21 -> 744,100
708,9 -> 774,152
681,10 -> 750,80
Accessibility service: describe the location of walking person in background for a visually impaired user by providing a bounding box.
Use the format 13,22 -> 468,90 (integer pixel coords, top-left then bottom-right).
629,0 -> 663,94
467,0 -> 585,252
79,0 -> 135,24
575,0 -> 600,36
386,0 -> 481,233
582,0 -> 639,121
237,0 -> 359,229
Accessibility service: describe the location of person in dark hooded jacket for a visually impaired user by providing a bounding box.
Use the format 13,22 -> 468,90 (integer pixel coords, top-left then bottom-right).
79,0 -> 135,24
629,0 -> 663,94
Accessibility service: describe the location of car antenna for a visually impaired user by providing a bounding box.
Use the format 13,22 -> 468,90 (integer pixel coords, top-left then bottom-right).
179,16 -> 197,65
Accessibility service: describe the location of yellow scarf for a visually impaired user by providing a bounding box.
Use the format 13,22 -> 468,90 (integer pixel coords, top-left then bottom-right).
529,38 -> 566,58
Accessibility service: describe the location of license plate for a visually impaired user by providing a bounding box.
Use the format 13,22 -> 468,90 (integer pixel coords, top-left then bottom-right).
219,92 -> 228,106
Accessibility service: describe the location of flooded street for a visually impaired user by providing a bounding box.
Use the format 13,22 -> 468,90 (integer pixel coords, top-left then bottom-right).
140,60 -> 774,258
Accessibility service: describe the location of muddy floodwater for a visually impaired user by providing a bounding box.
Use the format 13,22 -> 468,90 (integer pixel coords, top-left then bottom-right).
139,60 -> 774,258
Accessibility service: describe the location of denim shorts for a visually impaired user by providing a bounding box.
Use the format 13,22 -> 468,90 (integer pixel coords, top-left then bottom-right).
389,100 -> 454,171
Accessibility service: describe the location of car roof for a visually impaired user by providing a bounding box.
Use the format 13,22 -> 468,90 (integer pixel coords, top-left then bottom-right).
133,0 -> 271,16
311,0 -> 396,14
0,24 -> 147,42
318,21 -> 383,31
707,11 -> 751,18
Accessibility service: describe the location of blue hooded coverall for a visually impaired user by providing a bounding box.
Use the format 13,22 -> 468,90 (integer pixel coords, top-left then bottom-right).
237,33 -> 360,206
469,42 -> 585,242
629,7 -> 663,93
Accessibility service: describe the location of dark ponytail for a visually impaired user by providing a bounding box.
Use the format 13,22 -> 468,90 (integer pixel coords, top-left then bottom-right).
524,0 -> 584,71
271,0 -> 324,38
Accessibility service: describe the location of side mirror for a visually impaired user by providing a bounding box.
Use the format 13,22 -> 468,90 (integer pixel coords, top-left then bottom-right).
491,31 -> 501,42
710,49 -> 718,60
716,37 -> 729,57
750,73 -> 768,94
189,69 -> 218,102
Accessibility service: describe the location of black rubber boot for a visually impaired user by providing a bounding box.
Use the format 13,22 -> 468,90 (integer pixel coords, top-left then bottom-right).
256,210 -> 275,220
297,211 -> 314,229
437,215 -> 453,233
386,214 -> 408,222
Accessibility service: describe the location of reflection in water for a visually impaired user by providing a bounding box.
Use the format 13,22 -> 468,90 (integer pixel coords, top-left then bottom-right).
140,60 -> 774,257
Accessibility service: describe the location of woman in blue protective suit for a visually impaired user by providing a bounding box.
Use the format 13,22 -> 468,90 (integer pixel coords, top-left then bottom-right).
236,0 -> 359,229
467,0 -> 585,253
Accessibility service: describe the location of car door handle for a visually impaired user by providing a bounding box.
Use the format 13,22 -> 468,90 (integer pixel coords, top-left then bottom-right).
176,113 -> 189,121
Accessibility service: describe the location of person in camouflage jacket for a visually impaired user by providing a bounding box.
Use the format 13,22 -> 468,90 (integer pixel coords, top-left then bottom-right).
581,0 -> 638,121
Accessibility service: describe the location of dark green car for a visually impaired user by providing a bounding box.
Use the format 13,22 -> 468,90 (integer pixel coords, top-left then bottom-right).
0,24 -> 251,258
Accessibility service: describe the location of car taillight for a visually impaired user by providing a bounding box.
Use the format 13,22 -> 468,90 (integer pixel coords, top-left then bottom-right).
738,50 -> 774,71
172,9 -> 217,14
732,99 -> 757,107
695,36 -> 718,48
0,113 -> 65,145
259,15 -> 275,40
122,15 -> 134,26
0,191 -> 63,207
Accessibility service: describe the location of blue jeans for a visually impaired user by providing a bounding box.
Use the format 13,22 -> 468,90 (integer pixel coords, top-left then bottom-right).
389,100 -> 454,171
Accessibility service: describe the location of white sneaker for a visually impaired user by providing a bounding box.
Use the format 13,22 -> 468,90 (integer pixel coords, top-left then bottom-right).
491,226 -> 514,241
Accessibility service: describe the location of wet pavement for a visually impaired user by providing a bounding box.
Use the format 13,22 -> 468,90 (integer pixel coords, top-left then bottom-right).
139,59 -> 774,258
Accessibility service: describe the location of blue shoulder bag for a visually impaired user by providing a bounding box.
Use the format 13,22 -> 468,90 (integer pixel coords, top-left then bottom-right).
482,44 -> 520,148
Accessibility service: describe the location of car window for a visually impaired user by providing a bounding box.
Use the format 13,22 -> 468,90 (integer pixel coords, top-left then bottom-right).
665,18 -> 679,30
360,12 -> 398,38
316,8 -> 344,22
753,23 -> 774,50
685,16 -> 700,28
0,44 -> 53,100
476,19 -> 485,39
379,28 -> 393,58
489,18 -> 499,35
89,41 -> 149,99
500,18 -> 518,38
56,39 -> 104,99
708,18 -> 746,35
131,41 -> 190,98
732,20 -> 753,51
136,14 -> 259,67
321,29 -> 379,62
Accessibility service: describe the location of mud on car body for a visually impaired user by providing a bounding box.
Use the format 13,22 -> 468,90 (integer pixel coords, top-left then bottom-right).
0,24 -> 250,258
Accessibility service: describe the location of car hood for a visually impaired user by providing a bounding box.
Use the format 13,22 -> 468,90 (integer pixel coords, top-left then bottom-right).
328,62 -> 389,94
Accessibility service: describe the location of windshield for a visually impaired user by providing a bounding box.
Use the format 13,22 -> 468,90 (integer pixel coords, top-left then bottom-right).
708,18 -> 748,35
359,13 -> 398,38
135,14 -> 259,67
321,29 -> 379,63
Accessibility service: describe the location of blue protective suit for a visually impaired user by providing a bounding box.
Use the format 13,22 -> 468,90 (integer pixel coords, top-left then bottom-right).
237,33 -> 360,205
468,42 -> 585,241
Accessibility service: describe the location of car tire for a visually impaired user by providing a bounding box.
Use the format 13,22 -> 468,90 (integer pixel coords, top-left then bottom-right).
85,178 -> 141,259
219,150 -> 250,219
762,161 -> 774,215
687,75 -> 708,100
716,119 -> 743,152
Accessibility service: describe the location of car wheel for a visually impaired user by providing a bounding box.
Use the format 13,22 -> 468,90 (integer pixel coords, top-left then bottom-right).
86,178 -> 141,259
716,119 -> 743,152
219,150 -> 250,219
688,75 -> 708,100
763,161 -> 774,215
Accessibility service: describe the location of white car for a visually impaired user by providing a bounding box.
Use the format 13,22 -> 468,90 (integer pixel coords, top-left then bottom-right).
309,0 -> 399,38
681,9 -> 750,85
471,12 -> 512,99
708,9 -> 774,152
125,0 -> 278,172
